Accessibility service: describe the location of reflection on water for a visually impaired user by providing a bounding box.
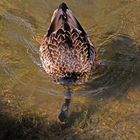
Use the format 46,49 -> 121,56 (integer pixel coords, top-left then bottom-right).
0,0 -> 140,119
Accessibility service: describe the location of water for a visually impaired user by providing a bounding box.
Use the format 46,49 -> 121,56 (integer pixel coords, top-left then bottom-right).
0,0 -> 140,119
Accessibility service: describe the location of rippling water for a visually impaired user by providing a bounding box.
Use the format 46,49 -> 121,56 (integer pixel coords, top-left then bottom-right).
0,0 -> 140,118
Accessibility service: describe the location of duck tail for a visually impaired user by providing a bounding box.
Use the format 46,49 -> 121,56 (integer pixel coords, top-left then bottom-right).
47,3 -> 86,37
58,2 -> 68,12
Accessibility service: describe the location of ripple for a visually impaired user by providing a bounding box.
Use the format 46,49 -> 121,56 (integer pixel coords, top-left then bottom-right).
2,11 -> 35,36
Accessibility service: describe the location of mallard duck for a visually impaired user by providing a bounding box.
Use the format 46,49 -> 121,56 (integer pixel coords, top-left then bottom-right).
39,3 -> 97,85
39,3 -> 98,122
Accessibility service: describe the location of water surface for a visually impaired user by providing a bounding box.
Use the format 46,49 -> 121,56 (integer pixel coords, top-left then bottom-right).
0,0 -> 140,121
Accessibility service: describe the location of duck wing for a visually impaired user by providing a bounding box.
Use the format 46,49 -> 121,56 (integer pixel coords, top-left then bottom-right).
40,3 -> 96,84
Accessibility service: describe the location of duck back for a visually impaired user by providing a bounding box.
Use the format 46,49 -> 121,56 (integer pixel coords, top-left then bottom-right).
40,3 -> 96,85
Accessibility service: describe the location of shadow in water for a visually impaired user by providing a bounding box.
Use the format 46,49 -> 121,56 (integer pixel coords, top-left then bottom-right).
86,35 -> 140,100
0,103 -> 80,140
58,35 -> 140,125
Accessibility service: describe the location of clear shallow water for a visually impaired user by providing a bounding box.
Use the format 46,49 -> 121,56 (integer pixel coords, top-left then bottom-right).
0,0 -> 140,118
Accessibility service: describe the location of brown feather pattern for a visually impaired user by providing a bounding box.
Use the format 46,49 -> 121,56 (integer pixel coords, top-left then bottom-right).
40,3 -> 96,84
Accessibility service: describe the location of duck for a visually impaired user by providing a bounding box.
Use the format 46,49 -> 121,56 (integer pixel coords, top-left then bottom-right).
38,3 -> 98,122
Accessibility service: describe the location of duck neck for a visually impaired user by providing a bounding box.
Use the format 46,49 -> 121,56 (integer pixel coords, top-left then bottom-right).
58,85 -> 73,122
64,85 -> 72,105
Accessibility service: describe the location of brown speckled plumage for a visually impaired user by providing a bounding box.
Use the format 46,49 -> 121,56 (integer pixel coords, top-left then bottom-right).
40,3 -> 97,85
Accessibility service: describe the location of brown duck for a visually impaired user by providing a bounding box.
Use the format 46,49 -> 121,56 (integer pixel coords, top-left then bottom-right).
38,3 -> 99,122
